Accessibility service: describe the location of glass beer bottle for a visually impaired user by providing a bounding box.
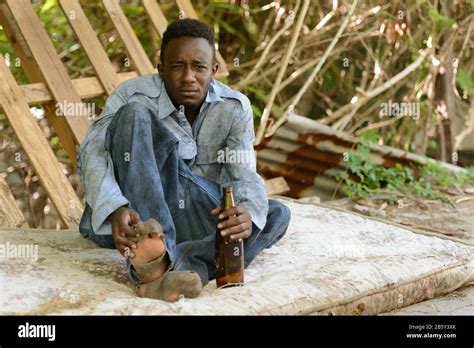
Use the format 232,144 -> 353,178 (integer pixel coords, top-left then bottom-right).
215,186 -> 244,287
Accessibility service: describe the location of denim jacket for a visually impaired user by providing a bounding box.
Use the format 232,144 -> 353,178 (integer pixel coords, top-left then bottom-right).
77,74 -> 268,237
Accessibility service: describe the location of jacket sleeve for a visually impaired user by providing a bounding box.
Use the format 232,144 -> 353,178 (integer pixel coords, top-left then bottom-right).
77,93 -> 130,234
219,101 -> 269,231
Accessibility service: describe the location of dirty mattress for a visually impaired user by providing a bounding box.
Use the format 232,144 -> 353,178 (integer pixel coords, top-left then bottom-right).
1,198 -> 472,315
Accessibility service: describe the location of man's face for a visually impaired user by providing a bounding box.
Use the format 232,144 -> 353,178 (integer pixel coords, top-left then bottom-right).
158,37 -> 218,111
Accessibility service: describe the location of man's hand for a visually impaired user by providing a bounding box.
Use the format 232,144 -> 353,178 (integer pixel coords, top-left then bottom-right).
110,206 -> 140,257
211,206 -> 252,240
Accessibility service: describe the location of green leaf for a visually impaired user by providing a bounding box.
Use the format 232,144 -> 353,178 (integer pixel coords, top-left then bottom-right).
217,18 -> 237,35
40,0 -> 57,14
382,11 -> 397,20
50,136 -> 60,147
457,68 -> 474,94
213,2 -> 242,13
122,5 -> 144,16
0,41 -> 12,55
428,9 -> 455,32
428,140 -> 437,150
360,129 -> 379,145
251,104 -> 262,119
322,73 -> 336,90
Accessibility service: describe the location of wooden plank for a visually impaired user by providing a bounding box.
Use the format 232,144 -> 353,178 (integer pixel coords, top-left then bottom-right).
0,2 -> 86,167
265,176 -> 290,196
58,0 -> 120,95
141,0 -> 168,37
1,0 -> 91,141
103,0 -> 155,75
175,0 -> 229,76
12,72 -> 139,106
0,55 -> 83,228
0,175 -> 29,228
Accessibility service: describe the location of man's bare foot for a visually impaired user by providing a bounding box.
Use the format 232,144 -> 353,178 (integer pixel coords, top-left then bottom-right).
137,271 -> 203,301
129,219 -> 168,283
132,233 -> 166,264
128,219 -> 203,301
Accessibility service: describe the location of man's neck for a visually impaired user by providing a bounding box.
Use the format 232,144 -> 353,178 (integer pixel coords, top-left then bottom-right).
184,107 -> 199,125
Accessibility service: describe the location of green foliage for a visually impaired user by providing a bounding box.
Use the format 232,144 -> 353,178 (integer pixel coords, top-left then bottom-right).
360,129 -> 379,145
428,9 -> 455,33
251,104 -> 262,121
457,68 -> 474,95
40,0 -> 57,14
335,131 -> 474,203
0,36 -> 12,55
212,2 -> 243,13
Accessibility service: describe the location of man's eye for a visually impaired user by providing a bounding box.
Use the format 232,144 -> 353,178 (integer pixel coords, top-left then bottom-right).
171,65 -> 182,69
195,65 -> 207,70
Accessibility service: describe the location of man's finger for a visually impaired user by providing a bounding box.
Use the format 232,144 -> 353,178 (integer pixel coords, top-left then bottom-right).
211,207 -> 222,215
116,235 -> 135,249
229,229 -> 251,240
217,215 -> 245,229
221,221 -> 252,236
129,210 -> 140,225
119,225 -> 137,238
218,206 -> 246,219
115,236 -> 136,253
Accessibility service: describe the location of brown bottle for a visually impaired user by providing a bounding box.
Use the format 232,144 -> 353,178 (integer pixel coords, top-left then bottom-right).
215,186 -> 244,287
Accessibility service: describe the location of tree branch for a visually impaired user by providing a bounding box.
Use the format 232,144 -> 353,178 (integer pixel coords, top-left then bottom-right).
265,0 -> 359,139
254,0 -> 310,145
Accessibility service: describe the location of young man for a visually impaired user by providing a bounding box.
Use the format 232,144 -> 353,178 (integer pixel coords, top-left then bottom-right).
77,19 -> 291,301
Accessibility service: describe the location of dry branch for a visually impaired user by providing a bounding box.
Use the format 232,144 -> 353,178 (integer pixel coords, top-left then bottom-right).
255,0 -> 310,145
321,49 -> 429,128
265,0 -> 359,139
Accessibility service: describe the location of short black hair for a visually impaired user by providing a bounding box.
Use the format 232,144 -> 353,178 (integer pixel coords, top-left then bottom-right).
160,18 -> 215,63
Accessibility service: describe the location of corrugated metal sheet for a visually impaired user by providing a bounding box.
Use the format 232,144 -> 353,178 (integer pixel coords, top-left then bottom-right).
256,114 -> 464,200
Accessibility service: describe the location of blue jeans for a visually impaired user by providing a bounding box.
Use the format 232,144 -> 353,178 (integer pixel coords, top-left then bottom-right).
89,102 -> 291,286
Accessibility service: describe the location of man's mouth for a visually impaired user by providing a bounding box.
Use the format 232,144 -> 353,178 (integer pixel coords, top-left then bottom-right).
178,88 -> 199,97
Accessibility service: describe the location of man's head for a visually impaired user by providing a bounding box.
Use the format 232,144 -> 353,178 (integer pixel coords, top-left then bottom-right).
158,19 -> 218,112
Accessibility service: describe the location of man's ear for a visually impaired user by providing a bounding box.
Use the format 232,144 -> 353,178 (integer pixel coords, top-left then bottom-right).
212,63 -> 219,76
157,63 -> 164,76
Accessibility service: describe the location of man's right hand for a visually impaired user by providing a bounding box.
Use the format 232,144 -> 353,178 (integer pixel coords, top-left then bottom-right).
110,206 -> 141,257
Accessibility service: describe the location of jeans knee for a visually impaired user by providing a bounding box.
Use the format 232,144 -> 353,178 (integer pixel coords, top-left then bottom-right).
106,102 -> 154,153
269,199 -> 291,227
115,102 -> 153,125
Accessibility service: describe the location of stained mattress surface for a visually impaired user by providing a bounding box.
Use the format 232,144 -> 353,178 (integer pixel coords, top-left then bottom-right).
1,198 -> 472,315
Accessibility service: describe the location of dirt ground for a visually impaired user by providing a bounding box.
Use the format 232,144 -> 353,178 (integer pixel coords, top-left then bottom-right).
385,198 -> 474,244
326,190 -> 474,315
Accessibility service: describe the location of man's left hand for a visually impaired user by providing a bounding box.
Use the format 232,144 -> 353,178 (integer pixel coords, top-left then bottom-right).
211,206 -> 252,240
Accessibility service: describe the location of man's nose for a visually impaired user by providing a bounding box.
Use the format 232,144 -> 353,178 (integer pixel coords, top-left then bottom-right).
181,66 -> 197,84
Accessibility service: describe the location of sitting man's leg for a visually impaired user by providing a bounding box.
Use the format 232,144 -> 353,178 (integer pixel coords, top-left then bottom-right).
171,164 -> 292,285
243,199 -> 291,267
102,101 -> 291,295
105,101 -> 201,301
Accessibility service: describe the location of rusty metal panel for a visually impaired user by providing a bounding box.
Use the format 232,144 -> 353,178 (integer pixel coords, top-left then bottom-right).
256,114 -> 464,200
